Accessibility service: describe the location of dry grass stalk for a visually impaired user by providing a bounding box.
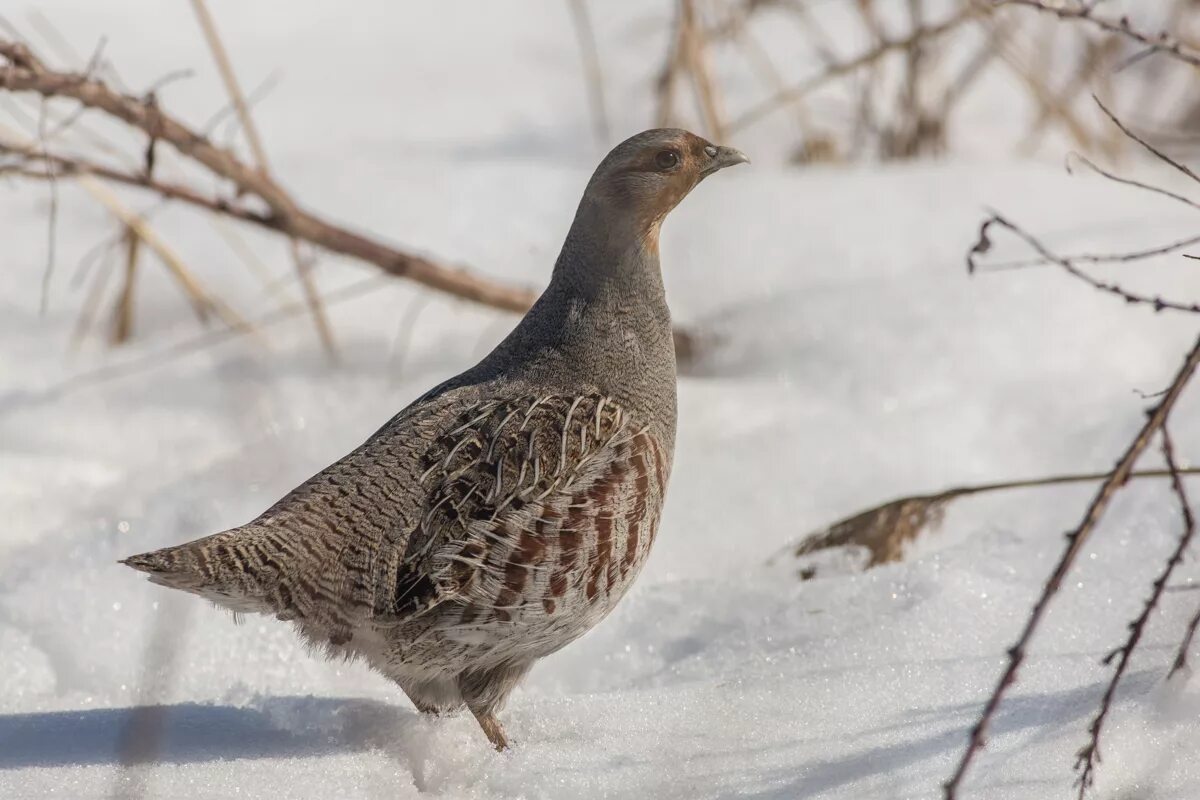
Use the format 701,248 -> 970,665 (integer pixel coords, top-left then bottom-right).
992,0 -> 1200,70
656,0 -> 727,141
781,468 -> 1200,576
188,0 -> 337,359
0,119 -> 251,336
75,175 -> 253,334
566,0 -> 611,145
110,226 -> 142,344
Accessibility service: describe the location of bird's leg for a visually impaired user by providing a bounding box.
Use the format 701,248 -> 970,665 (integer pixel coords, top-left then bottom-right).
458,659 -> 531,751
471,708 -> 509,751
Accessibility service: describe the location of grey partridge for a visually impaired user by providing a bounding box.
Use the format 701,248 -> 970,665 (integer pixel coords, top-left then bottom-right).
122,129 -> 748,750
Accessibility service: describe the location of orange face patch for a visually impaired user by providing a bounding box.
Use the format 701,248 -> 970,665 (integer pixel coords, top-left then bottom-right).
603,131 -> 716,250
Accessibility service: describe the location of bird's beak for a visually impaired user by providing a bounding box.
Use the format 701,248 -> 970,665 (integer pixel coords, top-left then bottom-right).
702,146 -> 750,176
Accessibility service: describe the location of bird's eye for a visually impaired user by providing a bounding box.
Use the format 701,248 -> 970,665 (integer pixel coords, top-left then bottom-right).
655,150 -> 680,170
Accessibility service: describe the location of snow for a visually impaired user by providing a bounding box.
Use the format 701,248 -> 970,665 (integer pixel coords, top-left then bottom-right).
2,1 -> 1200,798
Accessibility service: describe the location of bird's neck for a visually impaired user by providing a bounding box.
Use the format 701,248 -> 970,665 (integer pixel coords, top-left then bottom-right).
551,198 -> 669,312
471,199 -> 678,435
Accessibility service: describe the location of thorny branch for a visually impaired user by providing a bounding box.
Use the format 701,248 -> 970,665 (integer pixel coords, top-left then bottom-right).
946,84 -> 1200,800
1073,428 -> 1198,798
968,213 -> 1200,314
943,330 -> 1200,798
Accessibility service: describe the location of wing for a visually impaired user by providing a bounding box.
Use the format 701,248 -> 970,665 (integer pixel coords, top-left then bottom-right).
156,390 -> 668,650
396,393 -> 670,628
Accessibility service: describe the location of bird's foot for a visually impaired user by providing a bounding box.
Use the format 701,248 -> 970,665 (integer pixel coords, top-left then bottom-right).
471,709 -> 509,751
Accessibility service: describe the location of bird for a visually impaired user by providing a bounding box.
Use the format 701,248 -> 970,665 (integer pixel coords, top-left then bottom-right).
122,129 -> 748,750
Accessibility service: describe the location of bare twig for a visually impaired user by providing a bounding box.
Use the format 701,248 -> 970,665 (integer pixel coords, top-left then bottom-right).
1171,597 -> 1200,678
943,331 -> 1200,798
968,214 -> 1200,314
655,0 -> 727,140
31,275 -> 390,402
0,34 -> 700,361
680,0 -> 726,142
977,231 -> 1200,271
991,0 -> 1200,70
1071,428 -> 1198,797
0,37 -> 537,312
1066,151 -> 1200,214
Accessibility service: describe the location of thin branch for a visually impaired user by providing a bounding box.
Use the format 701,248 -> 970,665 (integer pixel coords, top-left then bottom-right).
1169,444 -> 1200,682
977,231 -> 1200,271
1066,151 -> 1200,214
1093,95 -> 1200,185
943,330 -> 1200,798
679,0 -> 726,142
991,0 -> 1200,70
1171,598 -> 1200,678
967,213 -> 1200,314
1073,427 -> 1199,797
0,37 -> 539,314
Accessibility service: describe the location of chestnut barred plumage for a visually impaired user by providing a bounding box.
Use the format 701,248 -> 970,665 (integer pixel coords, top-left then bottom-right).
123,128 -> 747,749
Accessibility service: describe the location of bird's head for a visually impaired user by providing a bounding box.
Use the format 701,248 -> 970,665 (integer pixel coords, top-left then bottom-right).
583,128 -> 748,249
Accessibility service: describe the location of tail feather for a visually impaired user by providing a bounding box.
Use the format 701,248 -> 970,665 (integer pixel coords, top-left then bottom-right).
121,521 -> 376,650
121,528 -> 276,615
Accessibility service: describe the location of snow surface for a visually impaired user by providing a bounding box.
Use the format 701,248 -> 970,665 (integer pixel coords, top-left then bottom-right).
2,1 -> 1200,798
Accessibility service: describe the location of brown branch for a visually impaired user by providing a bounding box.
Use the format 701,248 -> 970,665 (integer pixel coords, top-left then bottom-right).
0,37 -> 538,313
1073,427 -> 1198,798
991,0 -> 1200,70
0,35 -> 705,359
943,330 -> 1200,798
